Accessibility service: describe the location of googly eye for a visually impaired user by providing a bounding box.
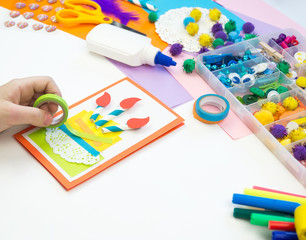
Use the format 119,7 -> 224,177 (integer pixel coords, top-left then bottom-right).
228,73 -> 241,85
241,74 -> 255,87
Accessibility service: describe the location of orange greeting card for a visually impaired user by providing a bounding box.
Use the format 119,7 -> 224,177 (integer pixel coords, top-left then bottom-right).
15,78 -> 184,190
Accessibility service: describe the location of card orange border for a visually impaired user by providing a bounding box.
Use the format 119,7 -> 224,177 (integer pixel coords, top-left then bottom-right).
14,77 -> 184,190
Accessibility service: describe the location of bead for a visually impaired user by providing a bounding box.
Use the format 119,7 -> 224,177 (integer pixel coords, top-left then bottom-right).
205,64 -> 211,70
250,87 -> 265,98
221,64 -> 227,68
245,50 -> 252,55
243,55 -> 249,61
242,94 -> 258,105
211,65 -> 217,71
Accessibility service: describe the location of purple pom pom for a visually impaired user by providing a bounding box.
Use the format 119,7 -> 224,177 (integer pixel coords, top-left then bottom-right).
242,22 -> 255,34
293,144 -> 306,161
198,47 -> 209,54
215,45 -> 223,49
224,41 -> 234,46
169,43 -> 183,56
212,22 -> 223,35
270,124 -> 287,139
214,31 -> 227,41
279,33 -> 286,41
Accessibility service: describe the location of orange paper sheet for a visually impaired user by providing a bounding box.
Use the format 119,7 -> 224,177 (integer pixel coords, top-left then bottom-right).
4,0 -> 168,50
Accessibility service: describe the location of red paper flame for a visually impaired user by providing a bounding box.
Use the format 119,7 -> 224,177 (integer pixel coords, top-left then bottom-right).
120,97 -> 141,109
127,117 -> 150,129
96,92 -> 111,107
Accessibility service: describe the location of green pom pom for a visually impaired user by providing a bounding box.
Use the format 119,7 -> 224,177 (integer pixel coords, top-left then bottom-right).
212,38 -> 224,48
224,20 -> 236,34
244,34 -> 257,40
277,60 -> 290,74
183,59 -> 195,73
148,12 -> 158,23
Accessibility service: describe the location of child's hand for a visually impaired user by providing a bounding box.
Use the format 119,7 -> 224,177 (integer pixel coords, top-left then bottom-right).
0,76 -> 61,132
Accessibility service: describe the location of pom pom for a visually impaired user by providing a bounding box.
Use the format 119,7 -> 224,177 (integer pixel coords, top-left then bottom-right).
224,20 -> 236,34
212,38 -> 224,48
261,101 -> 279,115
273,105 -> 286,121
186,22 -> 199,36
228,31 -> 239,41
283,96 -> 298,111
183,59 -> 195,73
198,33 -> 213,47
277,60 -> 290,74
209,8 -> 221,21
289,128 -> 306,142
148,12 -> 158,23
198,47 -> 209,54
211,22 -> 223,35
270,124 -> 287,139
280,137 -> 291,146
224,41 -> 234,46
242,22 -> 255,33
183,17 -> 195,27
296,76 -> 306,88
190,8 -> 202,22
254,110 -> 274,125
292,144 -> 306,161
214,31 -> 227,41
244,34 -> 258,40
169,43 -> 183,56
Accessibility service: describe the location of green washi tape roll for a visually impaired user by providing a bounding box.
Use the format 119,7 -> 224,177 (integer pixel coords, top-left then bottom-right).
34,94 -> 69,128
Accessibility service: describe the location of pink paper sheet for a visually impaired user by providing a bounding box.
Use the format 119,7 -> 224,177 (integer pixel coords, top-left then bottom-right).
215,0 -> 306,37
163,47 -> 252,140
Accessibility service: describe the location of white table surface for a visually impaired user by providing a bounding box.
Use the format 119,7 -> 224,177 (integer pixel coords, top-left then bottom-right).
0,5 -> 305,240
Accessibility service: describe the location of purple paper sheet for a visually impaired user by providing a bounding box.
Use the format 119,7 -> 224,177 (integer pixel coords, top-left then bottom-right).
110,59 -> 193,108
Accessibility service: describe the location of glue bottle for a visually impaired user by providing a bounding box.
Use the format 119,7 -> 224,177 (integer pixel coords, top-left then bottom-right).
86,24 -> 176,67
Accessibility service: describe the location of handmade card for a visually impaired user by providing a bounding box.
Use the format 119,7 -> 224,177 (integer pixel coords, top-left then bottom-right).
15,78 -> 184,190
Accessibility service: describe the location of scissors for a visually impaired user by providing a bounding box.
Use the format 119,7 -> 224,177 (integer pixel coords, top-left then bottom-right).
56,0 -> 113,27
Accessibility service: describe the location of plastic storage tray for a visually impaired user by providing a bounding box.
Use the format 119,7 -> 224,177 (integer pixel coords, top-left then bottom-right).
197,29 -> 306,187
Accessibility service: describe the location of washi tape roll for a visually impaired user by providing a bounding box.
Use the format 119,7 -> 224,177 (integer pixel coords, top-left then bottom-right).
193,94 -> 230,124
34,94 -> 68,128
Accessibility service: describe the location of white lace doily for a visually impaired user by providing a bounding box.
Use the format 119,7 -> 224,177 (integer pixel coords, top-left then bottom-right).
45,127 -> 101,165
155,7 -> 229,52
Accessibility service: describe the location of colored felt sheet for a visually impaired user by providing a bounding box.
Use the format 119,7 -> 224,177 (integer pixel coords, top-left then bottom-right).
215,0 -> 306,37
162,47 -> 252,139
15,78 -> 184,190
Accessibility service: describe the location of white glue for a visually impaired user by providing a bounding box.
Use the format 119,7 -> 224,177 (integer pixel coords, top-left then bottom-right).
86,24 -> 176,67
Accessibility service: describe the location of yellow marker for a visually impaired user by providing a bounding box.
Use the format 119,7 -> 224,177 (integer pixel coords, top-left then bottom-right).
295,204 -> 306,240
243,188 -> 306,205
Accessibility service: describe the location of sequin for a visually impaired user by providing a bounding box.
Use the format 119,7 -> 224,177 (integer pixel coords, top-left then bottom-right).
4,21 -> 15,28
29,3 -> 40,10
50,16 -> 58,23
55,7 -> 64,12
32,23 -> 44,31
9,10 -> 20,18
37,14 -> 48,21
47,0 -> 57,3
17,22 -> 28,29
41,5 -> 53,12
23,12 -> 34,19
15,2 -> 26,9
45,25 -> 57,32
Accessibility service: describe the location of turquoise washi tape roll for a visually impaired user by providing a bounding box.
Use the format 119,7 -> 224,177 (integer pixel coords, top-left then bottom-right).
193,94 -> 230,124
33,94 -> 69,128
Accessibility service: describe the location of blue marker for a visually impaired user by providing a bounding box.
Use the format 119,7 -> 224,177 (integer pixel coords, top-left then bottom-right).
272,231 -> 298,240
232,194 -> 300,214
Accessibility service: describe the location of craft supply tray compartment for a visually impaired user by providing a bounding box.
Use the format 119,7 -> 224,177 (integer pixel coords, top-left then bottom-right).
197,29 -> 306,187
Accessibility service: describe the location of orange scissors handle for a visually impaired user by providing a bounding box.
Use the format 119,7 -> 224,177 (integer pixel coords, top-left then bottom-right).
56,0 -> 113,27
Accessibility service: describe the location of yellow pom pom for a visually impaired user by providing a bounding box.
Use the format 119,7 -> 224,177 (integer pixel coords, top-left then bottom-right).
254,110 -> 274,125
186,22 -> 199,36
199,33 -> 213,47
283,96 -> 298,111
190,8 -> 202,22
296,76 -> 306,88
280,137 -> 291,146
288,127 -> 306,142
261,102 -> 279,115
209,8 -> 221,21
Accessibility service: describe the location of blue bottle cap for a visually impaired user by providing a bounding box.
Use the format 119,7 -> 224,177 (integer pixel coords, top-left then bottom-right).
154,51 -> 177,67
